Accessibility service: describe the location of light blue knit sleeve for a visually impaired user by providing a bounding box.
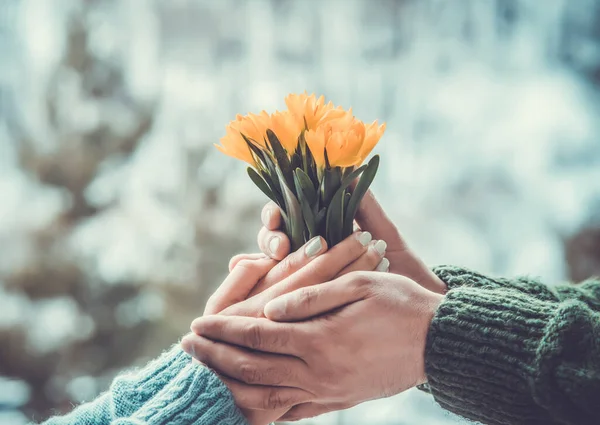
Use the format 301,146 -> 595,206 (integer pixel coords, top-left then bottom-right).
39,344 -> 248,425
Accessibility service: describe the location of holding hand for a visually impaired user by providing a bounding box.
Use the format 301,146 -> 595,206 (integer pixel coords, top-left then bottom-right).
258,191 -> 447,294
187,271 -> 444,422
207,230 -> 388,318
184,231 -> 389,424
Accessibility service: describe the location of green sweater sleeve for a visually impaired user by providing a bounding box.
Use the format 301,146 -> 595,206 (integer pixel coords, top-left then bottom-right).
424,266 -> 600,425
40,344 -> 248,425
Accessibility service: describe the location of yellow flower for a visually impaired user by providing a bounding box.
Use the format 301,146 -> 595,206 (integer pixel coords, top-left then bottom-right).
216,94 -> 386,169
359,120 -> 386,160
268,111 -> 303,153
304,126 -> 327,168
238,111 -> 270,146
285,92 -> 346,131
304,113 -> 385,168
216,112 -> 270,165
326,118 -> 366,167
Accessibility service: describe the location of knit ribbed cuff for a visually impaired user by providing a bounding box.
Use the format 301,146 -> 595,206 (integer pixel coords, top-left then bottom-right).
110,345 -> 189,418
110,345 -> 247,425
129,358 -> 247,425
432,265 -> 510,291
424,285 -> 556,425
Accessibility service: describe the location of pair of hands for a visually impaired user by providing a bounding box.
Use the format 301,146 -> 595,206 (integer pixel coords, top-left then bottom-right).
182,191 -> 446,423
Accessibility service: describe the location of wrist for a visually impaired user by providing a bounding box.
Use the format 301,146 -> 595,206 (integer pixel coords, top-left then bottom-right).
415,290 -> 444,386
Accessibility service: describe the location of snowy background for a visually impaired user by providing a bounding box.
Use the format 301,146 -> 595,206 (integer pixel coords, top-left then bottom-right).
2,0 -> 600,424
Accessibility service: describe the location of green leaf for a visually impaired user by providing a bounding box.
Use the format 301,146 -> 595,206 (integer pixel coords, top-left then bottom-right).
262,155 -> 279,187
267,130 -> 295,193
324,148 -> 331,169
344,191 -> 351,211
322,158 -> 379,246
294,168 -> 318,206
340,164 -> 367,187
294,171 -> 317,239
315,207 -> 327,228
321,166 -> 342,206
325,186 -> 345,246
247,168 -> 277,204
343,155 -> 380,237
291,152 -> 303,170
260,170 -> 285,209
277,167 -> 305,251
300,132 -> 320,188
242,134 -> 268,169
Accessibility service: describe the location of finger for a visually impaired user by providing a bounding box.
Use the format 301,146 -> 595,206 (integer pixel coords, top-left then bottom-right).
257,226 -> 291,261
264,271 -> 374,321
248,236 -> 327,297
336,239 -> 387,276
258,231 -> 372,298
354,190 -> 406,252
204,257 -> 275,315
261,202 -> 282,230
229,253 -> 267,272
279,402 -> 336,422
221,231 -> 372,317
220,375 -> 312,411
181,334 -> 307,387
191,315 -> 306,356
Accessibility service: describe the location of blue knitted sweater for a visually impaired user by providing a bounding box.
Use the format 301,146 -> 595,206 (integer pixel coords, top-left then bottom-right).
39,345 -> 248,425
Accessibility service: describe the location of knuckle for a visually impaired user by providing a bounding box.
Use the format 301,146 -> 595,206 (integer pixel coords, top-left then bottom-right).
238,362 -> 261,384
243,323 -> 263,349
298,286 -> 318,309
348,271 -> 374,297
277,256 -> 294,275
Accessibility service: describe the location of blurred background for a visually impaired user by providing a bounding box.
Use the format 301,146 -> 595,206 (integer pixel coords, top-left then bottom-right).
2,0 -> 600,424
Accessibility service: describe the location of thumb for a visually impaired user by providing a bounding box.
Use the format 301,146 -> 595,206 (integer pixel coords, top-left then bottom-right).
354,190 -> 406,251
264,274 -> 368,321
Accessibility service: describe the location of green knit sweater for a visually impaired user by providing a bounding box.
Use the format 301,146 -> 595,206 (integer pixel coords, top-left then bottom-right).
425,266 -> 600,425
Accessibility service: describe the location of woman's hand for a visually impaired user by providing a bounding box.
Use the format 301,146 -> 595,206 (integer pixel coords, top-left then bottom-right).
257,191 -> 447,294
204,229 -> 388,317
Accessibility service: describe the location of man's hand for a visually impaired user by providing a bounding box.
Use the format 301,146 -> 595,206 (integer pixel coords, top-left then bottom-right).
185,231 -> 388,425
258,192 -> 447,294
183,272 -> 444,421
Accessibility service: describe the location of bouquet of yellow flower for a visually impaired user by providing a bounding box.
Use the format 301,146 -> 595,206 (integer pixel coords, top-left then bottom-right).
216,93 -> 385,251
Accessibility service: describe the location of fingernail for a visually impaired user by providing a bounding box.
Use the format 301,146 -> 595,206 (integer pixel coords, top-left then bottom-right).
374,240 -> 387,255
376,258 -> 390,272
358,231 -> 372,246
261,208 -> 271,226
305,236 -> 324,257
269,236 -> 281,255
